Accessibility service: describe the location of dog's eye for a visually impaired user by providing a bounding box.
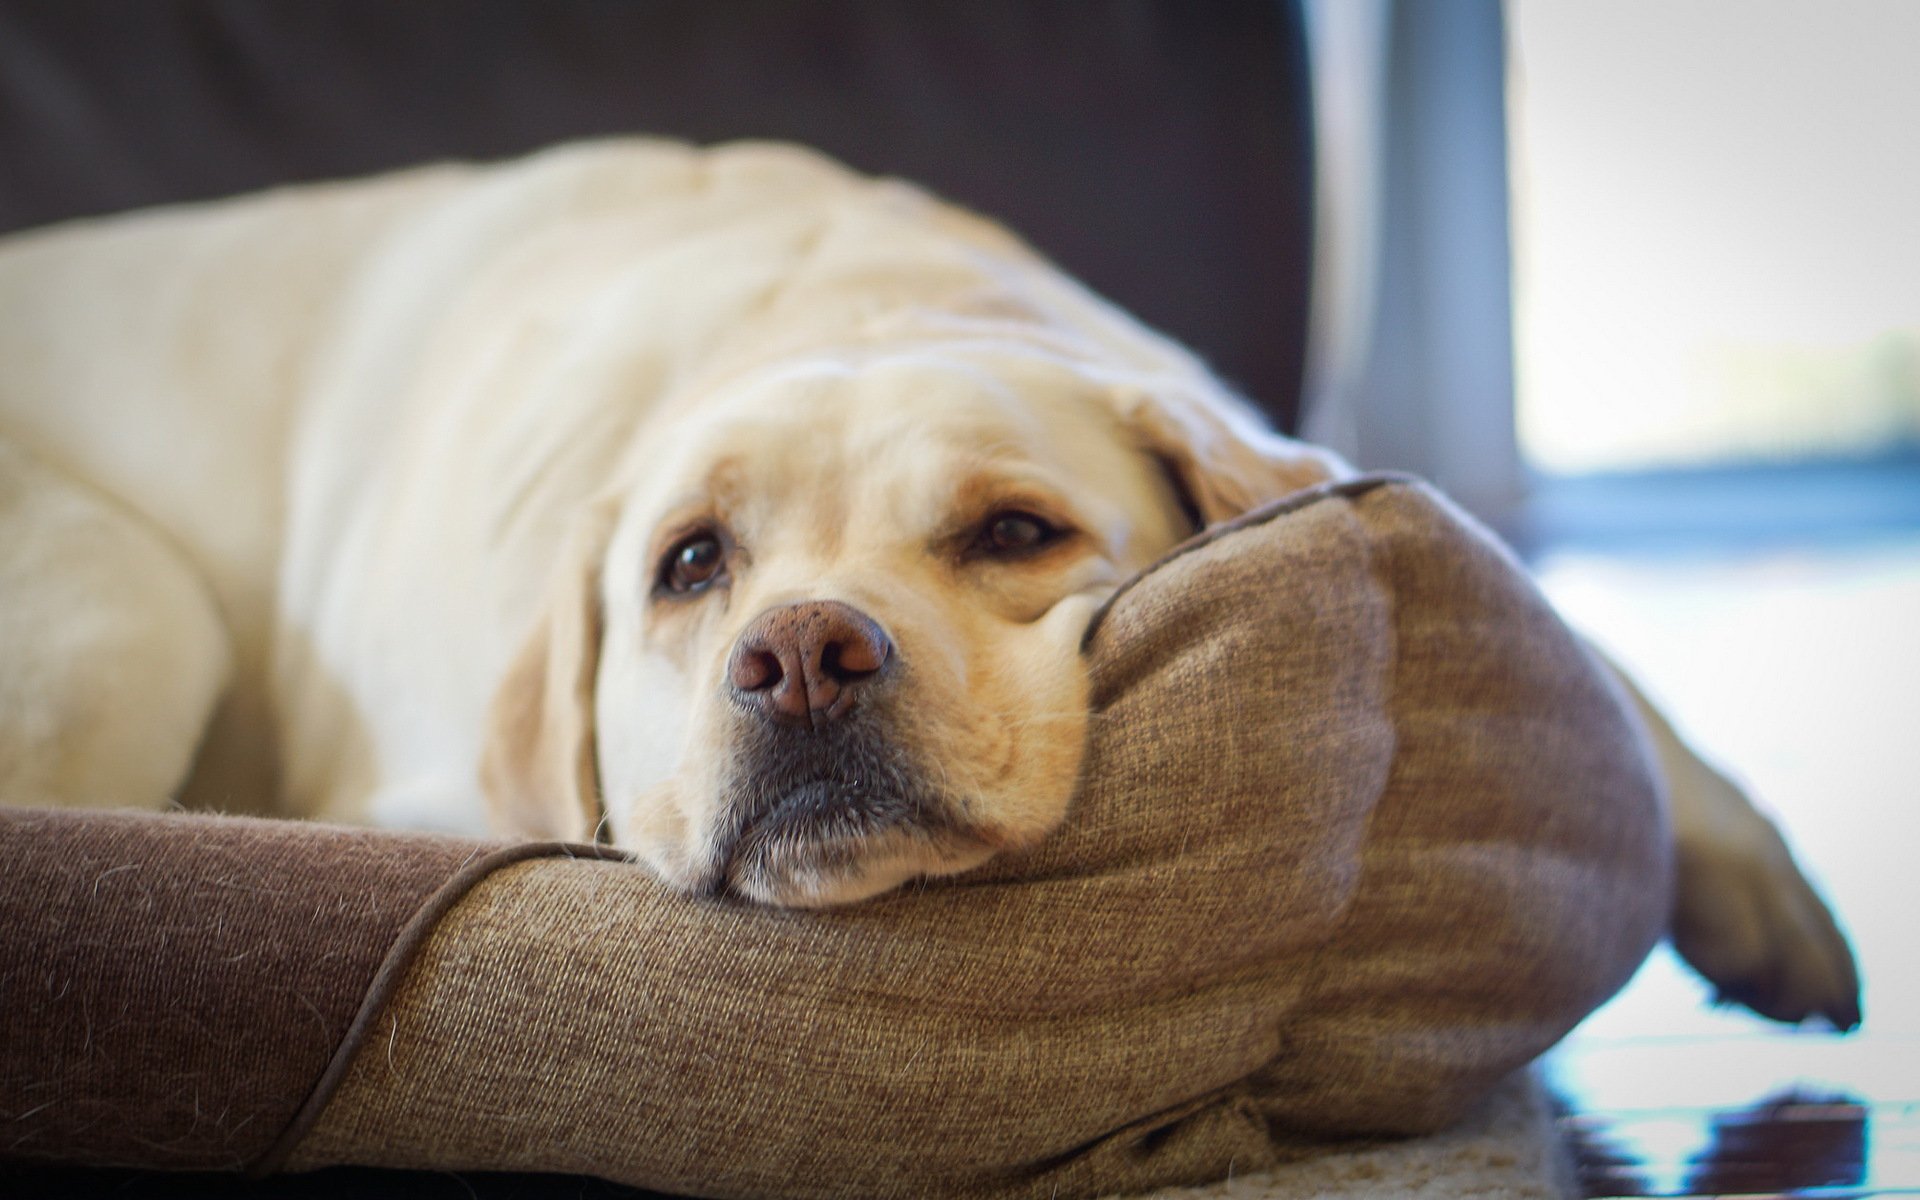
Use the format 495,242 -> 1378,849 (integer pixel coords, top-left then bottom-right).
659,530 -> 727,594
977,511 -> 1062,559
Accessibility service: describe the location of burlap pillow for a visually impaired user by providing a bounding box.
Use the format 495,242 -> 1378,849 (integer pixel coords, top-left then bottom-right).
0,476 -> 1669,1198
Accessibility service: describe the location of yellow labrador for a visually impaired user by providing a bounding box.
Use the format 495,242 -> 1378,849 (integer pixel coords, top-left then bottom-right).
0,140 -> 1856,1025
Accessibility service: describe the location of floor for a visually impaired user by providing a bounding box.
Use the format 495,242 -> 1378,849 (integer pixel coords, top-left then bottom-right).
1529,536 -> 1920,1198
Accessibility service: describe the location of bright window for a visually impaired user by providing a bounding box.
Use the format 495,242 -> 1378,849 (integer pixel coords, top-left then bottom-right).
1507,0 -> 1920,474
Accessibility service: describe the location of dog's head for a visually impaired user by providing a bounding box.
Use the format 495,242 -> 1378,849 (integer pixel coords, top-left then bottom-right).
483,342 -> 1336,906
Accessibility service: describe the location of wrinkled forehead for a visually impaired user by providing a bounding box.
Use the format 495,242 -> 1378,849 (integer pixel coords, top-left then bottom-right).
649,349 -> 1151,541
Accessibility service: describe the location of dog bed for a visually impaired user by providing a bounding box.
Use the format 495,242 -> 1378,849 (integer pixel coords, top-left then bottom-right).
0,475 -> 1668,1199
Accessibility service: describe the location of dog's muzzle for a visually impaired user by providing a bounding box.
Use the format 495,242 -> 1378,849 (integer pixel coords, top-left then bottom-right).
699,601 -> 967,901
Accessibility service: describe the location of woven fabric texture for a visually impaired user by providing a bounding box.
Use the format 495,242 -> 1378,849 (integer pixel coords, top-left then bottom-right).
0,809 -> 489,1168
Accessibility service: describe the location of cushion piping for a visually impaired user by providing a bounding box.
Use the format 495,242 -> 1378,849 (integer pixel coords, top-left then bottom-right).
250,839 -> 631,1175
1080,471 -> 1422,651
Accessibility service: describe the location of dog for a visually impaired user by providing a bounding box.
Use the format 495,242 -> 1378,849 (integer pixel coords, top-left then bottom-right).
0,139 -> 1859,1027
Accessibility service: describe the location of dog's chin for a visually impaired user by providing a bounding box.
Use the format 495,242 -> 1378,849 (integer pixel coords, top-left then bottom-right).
675,705 -> 1007,907
724,820 -> 998,908
692,778 -> 995,908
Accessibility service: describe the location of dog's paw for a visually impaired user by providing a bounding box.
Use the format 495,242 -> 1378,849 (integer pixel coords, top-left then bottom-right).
1669,804 -> 1862,1031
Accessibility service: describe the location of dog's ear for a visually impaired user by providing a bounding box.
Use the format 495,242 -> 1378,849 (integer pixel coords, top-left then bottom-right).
1116,383 -> 1348,530
481,506 -> 617,842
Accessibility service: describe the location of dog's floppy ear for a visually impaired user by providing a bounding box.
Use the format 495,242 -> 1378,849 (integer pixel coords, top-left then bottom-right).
482,505 -> 617,842
1116,383 -> 1349,530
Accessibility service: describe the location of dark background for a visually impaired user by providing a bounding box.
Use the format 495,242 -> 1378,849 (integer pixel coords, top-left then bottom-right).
0,0 -> 1315,432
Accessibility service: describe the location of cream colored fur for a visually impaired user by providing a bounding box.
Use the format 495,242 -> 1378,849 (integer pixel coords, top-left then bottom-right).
0,139 -> 1856,1020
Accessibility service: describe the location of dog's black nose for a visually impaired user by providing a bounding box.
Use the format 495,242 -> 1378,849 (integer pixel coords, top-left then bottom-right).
727,601 -> 893,726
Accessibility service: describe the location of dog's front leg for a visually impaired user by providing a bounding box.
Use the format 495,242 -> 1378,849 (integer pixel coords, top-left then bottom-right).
1594,646 -> 1862,1029
0,439 -> 231,812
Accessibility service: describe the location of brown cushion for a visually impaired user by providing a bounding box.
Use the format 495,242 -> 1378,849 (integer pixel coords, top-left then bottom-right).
0,476 -> 1669,1197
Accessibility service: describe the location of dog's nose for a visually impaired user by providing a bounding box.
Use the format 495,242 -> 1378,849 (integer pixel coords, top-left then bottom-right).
727,601 -> 893,725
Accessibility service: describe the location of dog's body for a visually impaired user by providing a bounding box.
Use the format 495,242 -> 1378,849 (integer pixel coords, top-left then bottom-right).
0,140 -> 1858,1024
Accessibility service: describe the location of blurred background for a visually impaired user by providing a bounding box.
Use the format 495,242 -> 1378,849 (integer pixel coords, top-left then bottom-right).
1301,2 -> 1919,1191
2,1 -> 1915,1193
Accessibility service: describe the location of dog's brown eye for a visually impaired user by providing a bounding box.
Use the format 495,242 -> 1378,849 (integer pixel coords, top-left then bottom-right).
660,531 -> 727,594
979,511 -> 1060,558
